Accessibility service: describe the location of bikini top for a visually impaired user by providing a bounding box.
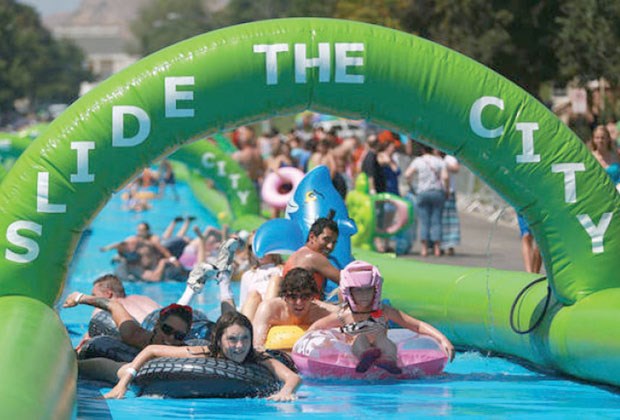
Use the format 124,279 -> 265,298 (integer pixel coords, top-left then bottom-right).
338,307 -> 388,336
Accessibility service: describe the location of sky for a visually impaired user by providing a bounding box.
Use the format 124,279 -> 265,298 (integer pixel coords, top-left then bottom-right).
18,0 -> 81,17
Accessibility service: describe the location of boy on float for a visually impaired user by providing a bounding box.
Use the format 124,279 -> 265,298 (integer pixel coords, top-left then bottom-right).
308,260 -> 454,374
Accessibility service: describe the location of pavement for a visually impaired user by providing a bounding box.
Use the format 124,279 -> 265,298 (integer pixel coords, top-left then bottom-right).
398,209 -> 528,273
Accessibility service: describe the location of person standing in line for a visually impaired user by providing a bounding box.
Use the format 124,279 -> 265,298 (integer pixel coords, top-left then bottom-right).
405,144 -> 448,257
517,214 -> 541,273
436,151 -> 461,256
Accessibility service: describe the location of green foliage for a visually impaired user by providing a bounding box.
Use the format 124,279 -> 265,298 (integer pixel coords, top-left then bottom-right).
0,1 -> 90,114
211,0 -> 337,27
130,0 -> 620,97
131,0 -> 213,55
333,0 -> 407,30
555,0 -> 620,85
429,0 -> 514,65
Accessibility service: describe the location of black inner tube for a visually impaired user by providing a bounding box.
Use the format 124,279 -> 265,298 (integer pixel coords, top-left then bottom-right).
509,276 -> 550,335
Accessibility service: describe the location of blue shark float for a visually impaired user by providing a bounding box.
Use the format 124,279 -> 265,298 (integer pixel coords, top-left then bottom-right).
252,165 -> 357,269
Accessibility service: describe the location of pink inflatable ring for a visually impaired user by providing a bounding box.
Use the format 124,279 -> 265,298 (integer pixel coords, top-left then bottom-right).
292,329 -> 447,379
261,167 -> 305,210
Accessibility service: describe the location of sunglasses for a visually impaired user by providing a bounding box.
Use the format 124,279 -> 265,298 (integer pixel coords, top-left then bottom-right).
160,323 -> 187,341
284,292 -> 314,302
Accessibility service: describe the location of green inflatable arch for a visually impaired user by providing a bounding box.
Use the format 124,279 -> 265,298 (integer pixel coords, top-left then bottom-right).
170,139 -> 259,220
0,18 -> 619,416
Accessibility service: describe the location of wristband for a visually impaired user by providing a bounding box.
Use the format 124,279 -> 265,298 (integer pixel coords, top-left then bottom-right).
75,293 -> 84,304
126,367 -> 137,377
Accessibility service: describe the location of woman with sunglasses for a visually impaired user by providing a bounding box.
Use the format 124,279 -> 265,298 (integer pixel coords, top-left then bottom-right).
64,292 -> 194,350
64,296 -> 194,383
104,311 -> 301,401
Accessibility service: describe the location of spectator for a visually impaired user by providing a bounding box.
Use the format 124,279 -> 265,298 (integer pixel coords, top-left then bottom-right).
517,214 -> 541,273
404,144 -> 448,257
435,151 -> 461,256
589,125 -> 620,188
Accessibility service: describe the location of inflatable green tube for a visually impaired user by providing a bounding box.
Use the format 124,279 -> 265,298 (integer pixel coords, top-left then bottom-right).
357,248 -> 620,387
0,296 -> 76,418
211,132 -> 237,154
17,123 -> 49,140
1,18 -> 616,306
0,18 -> 618,414
170,139 -> 259,219
347,173 -> 413,249
0,132 -> 32,160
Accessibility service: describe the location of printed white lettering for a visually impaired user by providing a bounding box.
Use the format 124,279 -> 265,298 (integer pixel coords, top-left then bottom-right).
201,152 -> 215,168
71,142 -> 95,183
216,161 -> 226,177
551,163 -> 585,203
37,172 -> 67,213
229,173 -> 241,190
253,44 -> 289,85
5,221 -> 42,263
295,43 -> 330,83
112,106 -> 151,147
577,212 -> 613,253
334,43 -> 364,84
515,122 -> 541,163
470,96 -> 504,138
165,76 -> 195,118
237,190 -> 250,206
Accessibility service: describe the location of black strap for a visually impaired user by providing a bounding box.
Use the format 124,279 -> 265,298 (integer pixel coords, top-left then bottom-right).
509,276 -> 551,335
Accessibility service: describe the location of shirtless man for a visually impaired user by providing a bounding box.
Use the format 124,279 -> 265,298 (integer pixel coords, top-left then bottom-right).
63,294 -> 193,383
67,274 -> 161,351
253,268 -> 337,348
266,217 -> 341,300
102,222 -> 172,256
232,126 -> 265,190
90,274 -> 160,322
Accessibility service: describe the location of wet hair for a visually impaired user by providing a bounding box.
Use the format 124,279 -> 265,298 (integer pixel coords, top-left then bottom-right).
307,217 -> 339,241
208,311 -> 264,364
279,268 -> 320,298
93,274 -> 126,298
159,303 -> 193,330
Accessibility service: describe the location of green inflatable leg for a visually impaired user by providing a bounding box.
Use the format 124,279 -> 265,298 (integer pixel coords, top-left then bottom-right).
0,296 -> 76,419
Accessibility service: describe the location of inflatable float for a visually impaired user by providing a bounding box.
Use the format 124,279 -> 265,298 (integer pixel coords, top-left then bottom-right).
134,357 -> 280,398
0,18 -> 619,417
261,167 -> 304,210
87,308 -> 215,342
292,329 -> 447,379
346,173 -> 413,250
264,325 -> 307,351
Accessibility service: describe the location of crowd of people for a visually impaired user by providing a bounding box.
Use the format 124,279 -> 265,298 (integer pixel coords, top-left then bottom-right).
230,113 -> 462,257
65,216 -> 454,401
62,105 -> 620,400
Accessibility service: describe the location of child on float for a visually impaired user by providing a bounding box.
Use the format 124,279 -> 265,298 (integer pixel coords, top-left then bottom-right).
104,311 -> 301,401
308,260 -> 454,374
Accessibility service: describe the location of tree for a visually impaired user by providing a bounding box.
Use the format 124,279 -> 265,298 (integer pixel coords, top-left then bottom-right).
211,0 -> 337,28
0,1 -> 90,116
427,1 -> 514,75
555,0 -> 620,85
333,0 -> 409,30
494,0 -> 561,96
131,0 -> 212,56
